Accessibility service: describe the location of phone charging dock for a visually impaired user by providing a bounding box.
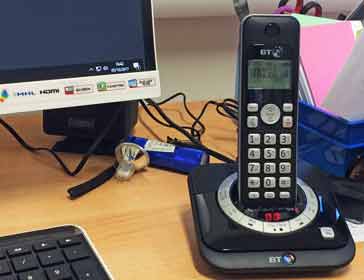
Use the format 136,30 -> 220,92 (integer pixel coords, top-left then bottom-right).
188,164 -> 355,274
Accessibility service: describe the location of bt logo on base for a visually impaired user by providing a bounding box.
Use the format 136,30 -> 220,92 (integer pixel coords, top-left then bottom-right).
268,253 -> 296,265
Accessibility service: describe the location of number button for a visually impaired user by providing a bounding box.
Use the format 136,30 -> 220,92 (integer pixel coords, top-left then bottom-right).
248,134 -> 261,145
283,116 -> 294,128
264,177 -> 276,189
248,103 -> 259,112
280,134 -> 292,145
248,177 -> 260,189
264,163 -> 276,174
264,192 -> 275,199
264,134 -> 277,145
280,148 -> 292,159
264,148 -> 276,160
247,116 -> 258,128
283,103 -> 294,113
248,163 -> 261,174
279,177 -> 292,188
248,148 -> 261,160
248,192 -> 260,199
279,163 -> 292,174
261,104 -> 281,125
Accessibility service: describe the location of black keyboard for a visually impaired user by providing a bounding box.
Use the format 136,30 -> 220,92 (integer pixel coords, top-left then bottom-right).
0,226 -> 113,280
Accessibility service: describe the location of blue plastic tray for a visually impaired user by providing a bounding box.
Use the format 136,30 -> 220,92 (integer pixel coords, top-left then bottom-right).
299,101 -> 364,146
298,122 -> 364,177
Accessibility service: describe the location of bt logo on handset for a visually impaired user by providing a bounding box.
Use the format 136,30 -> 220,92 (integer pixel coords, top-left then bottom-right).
260,46 -> 283,58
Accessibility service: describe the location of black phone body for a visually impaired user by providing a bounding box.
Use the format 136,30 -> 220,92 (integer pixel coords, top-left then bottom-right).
238,15 -> 300,209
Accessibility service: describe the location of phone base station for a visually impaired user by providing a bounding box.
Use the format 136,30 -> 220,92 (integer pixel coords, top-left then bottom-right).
188,164 -> 355,274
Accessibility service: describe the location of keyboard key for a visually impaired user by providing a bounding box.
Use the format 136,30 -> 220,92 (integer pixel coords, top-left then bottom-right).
280,134 -> 292,145
38,250 -> 64,267
12,254 -> 38,272
58,236 -> 82,248
264,163 -> 276,174
0,250 -> 5,259
264,148 -> 276,160
7,246 -> 30,257
247,103 -> 259,112
264,177 -> 276,189
248,192 -> 260,199
72,259 -> 103,280
248,134 -> 261,145
45,264 -> 72,280
264,134 -> 277,145
283,103 -> 293,113
0,260 -> 11,275
247,116 -> 258,128
248,163 -> 260,174
63,245 -> 89,262
248,177 -> 260,189
248,148 -> 261,160
34,240 -> 57,252
19,270 -> 46,280
279,177 -> 292,188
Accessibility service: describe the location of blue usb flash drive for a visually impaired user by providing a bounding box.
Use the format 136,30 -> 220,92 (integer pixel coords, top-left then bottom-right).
127,136 -> 209,174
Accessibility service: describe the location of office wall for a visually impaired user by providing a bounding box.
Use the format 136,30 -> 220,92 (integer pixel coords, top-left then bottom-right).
153,0 -> 359,18
155,16 -> 240,101
153,1 -> 360,101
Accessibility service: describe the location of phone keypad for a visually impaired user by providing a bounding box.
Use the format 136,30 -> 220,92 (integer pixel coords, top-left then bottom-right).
246,103 -> 295,204
280,148 -> 292,159
264,148 -> 276,160
248,177 -> 261,188
248,134 -> 261,145
264,177 -> 276,189
280,134 -> 292,145
283,103 -> 293,113
248,148 -> 261,160
283,116 -> 294,128
247,117 -> 259,128
248,163 -> 261,174
264,192 -> 275,199
247,103 -> 259,113
261,104 -> 281,125
264,134 -> 276,145
264,163 -> 276,174
279,177 -> 291,188
249,192 -> 260,199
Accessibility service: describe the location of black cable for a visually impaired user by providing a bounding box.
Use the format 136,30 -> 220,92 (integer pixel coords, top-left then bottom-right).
154,93 -> 238,143
153,92 -> 207,140
0,105 -> 123,176
141,99 -> 235,163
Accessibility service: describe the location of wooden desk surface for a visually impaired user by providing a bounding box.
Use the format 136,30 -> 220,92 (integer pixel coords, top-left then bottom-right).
0,102 -> 362,279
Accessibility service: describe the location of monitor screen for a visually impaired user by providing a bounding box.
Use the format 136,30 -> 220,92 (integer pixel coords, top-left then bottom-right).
0,0 -> 160,115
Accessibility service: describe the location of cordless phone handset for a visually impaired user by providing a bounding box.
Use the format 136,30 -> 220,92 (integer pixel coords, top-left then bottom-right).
238,15 -> 300,209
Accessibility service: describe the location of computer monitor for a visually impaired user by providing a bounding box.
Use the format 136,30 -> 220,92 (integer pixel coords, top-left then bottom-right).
0,0 -> 160,154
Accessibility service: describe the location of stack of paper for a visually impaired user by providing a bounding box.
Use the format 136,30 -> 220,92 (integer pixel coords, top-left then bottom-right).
294,14 -> 363,111
322,30 -> 364,120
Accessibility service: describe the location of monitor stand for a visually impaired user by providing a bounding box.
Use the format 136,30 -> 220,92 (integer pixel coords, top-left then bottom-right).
188,164 -> 355,274
51,138 -> 118,155
44,101 -> 138,155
